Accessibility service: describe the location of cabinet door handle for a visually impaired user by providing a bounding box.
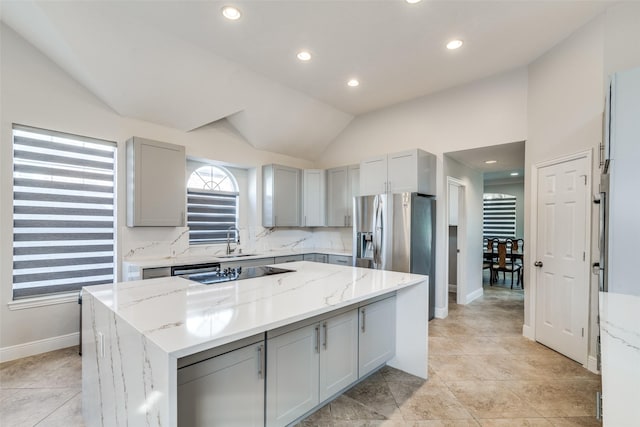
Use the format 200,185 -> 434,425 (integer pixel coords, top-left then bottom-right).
323,321 -> 328,349
257,344 -> 265,379
304,216 -> 307,227
361,308 -> 366,333
315,325 -> 320,353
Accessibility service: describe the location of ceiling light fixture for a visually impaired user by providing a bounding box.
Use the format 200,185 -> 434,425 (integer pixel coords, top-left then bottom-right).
446,39 -> 464,50
406,0 -> 422,4
297,51 -> 311,61
347,79 -> 360,87
484,160 -> 497,164
222,6 -> 241,20
510,172 -> 519,176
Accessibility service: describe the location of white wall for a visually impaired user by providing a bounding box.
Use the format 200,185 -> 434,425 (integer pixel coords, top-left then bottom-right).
318,68 -> 529,316
0,24 -> 316,355
484,180 -> 525,239
604,2 -> 640,77
444,157 -> 484,306
525,15 -> 605,362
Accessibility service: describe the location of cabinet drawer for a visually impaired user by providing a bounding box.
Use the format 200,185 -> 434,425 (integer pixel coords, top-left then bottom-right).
274,255 -> 304,264
219,257 -> 275,269
141,267 -> 171,279
328,255 -> 352,266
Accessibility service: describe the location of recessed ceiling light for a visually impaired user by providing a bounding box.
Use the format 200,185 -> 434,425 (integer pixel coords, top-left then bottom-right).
222,6 -> 241,20
406,0 -> 422,3
347,79 -> 360,87
510,172 -> 519,176
446,39 -> 464,50
297,51 -> 311,61
485,160 -> 497,164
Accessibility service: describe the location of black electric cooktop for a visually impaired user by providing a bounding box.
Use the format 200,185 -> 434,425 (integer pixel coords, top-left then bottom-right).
182,265 -> 295,285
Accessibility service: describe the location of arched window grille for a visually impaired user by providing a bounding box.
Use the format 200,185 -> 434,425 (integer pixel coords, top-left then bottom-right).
187,165 -> 238,244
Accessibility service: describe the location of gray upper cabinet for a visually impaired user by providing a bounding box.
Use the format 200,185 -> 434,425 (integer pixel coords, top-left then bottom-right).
263,164 -> 302,227
326,165 -> 359,227
126,137 -> 185,227
303,169 -> 326,227
360,149 -> 436,196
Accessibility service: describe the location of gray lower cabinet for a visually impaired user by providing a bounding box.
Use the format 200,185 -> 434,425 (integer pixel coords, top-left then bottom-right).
328,254 -> 352,266
266,310 -> 358,427
303,253 -> 328,263
358,296 -> 396,378
177,341 -> 265,427
274,254 -> 304,264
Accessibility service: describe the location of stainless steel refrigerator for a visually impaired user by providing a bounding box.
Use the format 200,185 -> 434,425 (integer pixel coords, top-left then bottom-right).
597,66 -> 640,297
353,192 -> 436,319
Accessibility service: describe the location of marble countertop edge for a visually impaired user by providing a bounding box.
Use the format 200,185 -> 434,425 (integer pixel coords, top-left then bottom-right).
83,262 -> 427,359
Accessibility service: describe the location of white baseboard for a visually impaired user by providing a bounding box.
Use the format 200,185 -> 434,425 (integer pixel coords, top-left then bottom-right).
434,306 -> 448,319
0,332 -> 79,363
464,287 -> 483,304
586,355 -> 600,374
522,324 -> 535,340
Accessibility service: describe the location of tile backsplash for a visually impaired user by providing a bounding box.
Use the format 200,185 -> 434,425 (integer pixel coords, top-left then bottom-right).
122,226 -> 352,261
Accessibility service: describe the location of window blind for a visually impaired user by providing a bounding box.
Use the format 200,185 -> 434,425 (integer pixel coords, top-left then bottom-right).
12,125 -> 116,299
483,194 -> 517,239
187,190 -> 238,244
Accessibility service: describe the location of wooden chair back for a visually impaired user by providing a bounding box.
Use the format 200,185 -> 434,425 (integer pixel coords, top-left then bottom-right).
497,242 -> 507,268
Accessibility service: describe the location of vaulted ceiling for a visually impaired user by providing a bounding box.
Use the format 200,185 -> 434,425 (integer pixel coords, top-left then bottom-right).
1,1 -> 610,160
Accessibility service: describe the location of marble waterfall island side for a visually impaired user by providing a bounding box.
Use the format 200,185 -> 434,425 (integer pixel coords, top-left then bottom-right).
82,261 -> 429,426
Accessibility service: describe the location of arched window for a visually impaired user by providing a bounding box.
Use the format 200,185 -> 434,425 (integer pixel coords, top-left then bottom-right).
187,165 -> 239,244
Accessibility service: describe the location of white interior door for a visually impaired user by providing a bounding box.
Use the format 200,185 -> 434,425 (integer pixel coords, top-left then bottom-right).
534,156 -> 589,364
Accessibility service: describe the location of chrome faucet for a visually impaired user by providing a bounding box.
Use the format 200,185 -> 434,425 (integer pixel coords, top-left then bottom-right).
226,226 -> 240,255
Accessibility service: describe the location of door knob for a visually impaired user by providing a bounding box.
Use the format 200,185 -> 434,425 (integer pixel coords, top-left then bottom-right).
534,261 -> 543,267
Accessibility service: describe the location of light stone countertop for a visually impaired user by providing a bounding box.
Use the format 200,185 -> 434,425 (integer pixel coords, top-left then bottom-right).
122,248 -> 352,269
84,261 -> 426,359
599,291 -> 640,426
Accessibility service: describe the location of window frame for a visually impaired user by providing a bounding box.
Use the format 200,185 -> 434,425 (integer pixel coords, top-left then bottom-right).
483,193 -> 517,240
11,124 -> 117,300
186,164 -> 240,246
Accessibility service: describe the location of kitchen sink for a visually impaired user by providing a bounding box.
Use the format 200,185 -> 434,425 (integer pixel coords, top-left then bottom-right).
216,253 -> 257,259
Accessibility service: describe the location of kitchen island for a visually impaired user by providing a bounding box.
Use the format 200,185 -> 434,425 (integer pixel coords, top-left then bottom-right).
82,261 -> 429,426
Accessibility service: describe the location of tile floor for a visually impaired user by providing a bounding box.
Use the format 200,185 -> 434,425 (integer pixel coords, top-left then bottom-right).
0,282 -> 601,427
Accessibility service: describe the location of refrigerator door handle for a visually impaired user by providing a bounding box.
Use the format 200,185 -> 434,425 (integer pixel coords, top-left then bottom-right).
372,195 -> 383,268
597,190 -> 607,292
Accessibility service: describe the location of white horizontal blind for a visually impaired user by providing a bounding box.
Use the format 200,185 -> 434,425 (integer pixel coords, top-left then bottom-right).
187,190 -> 238,244
12,125 -> 116,299
483,193 -> 517,239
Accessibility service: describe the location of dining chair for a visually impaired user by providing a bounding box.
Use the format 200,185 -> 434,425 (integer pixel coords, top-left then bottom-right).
491,242 -> 522,288
485,238 -> 498,284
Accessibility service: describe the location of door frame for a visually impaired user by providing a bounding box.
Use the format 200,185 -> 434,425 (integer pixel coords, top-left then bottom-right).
528,149 -> 592,365
445,177 -> 467,307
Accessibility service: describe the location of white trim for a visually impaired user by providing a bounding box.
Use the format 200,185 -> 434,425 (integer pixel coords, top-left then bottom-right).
434,306 -> 448,319
522,324 -> 535,340
587,355 -> 600,375
464,287 -> 483,304
530,149 -> 593,365
7,292 -> 79,310
0,332 -> 79,363
446,177 -> 466,310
